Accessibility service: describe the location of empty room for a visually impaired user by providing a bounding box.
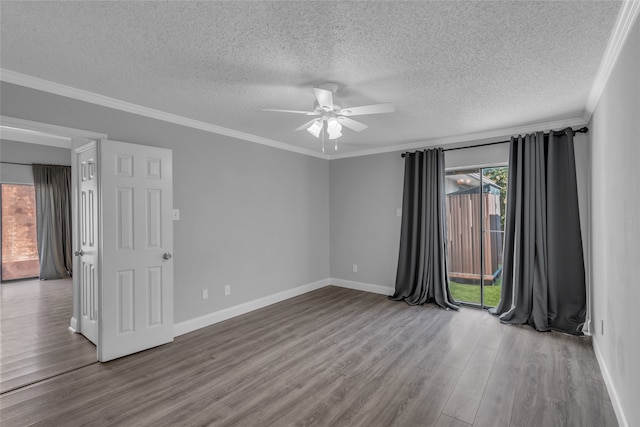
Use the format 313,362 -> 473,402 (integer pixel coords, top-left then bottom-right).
0,1 -> 638,426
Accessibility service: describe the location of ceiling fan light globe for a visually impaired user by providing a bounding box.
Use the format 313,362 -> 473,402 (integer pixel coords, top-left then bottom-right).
307,126 -> 321,138
307,120 -> 323,138
328,130 -> 342,140
327,118 -> 342,132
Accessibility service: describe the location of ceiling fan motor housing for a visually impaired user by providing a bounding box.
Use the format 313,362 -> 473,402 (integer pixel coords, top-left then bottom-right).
314,101 -> 342,113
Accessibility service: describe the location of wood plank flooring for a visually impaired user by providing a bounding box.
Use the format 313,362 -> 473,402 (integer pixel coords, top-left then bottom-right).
0,286 -> 617,426
0,278 -> 97,394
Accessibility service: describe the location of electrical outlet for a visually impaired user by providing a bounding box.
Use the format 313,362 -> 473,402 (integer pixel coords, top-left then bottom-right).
353,264 -> 358,273
202,289 -> 208,300
224,284 -> 231,296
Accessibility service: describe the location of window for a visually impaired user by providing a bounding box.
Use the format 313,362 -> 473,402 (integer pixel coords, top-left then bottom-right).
1,184 -> 40,281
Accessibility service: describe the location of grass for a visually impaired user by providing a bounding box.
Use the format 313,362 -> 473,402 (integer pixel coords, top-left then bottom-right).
449,278 -> 502,307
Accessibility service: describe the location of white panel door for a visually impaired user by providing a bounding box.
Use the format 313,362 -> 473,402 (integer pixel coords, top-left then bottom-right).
99,140 -> 173,362
77,142 -> 99,345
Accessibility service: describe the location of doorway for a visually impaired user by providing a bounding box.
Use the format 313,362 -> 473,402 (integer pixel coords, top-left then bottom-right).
0,119 -> 105,393
445,166 -> 508,308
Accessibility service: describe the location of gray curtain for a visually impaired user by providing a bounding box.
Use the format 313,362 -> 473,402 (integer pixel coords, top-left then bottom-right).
390,148 -> 458,310
490,129 -> 586,334
32,164 -> 73,280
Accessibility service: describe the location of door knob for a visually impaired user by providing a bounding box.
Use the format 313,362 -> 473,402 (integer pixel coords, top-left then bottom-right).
163,252 -> 172,260
74,250 -> 84,256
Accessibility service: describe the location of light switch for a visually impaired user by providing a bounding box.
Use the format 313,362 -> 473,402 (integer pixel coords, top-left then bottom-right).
396,208 -> 402,217
172,209 -> 180,221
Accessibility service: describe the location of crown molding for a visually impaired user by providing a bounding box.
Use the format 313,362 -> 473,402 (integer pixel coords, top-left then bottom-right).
0,69 -> 592,161
0,69 -> 329,160
583,0 -> 640,121
328,117 -> 587,160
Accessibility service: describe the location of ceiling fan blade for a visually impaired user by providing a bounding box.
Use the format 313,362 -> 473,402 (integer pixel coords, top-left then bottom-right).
262,108 -> 319,115
295,119 -> 319,131
337,116 -> 368,132
313,88 -> 334,110
339,103 -> 395,116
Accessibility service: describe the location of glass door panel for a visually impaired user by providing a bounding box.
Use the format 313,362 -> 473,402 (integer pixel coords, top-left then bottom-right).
445,170 -> 482,305
482,167 -> 508,308
446,166 -> 508,308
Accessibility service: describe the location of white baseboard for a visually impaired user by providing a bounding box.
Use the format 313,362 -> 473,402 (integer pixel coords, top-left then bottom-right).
173,277 -> 395,338
68,316 -> 78,333
593,336 -> 629,427
174,278 -> 331,337
330,278 -> 395,296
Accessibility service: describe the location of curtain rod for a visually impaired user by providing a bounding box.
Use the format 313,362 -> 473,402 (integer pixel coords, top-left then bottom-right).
0,161 -> 70,166
401,126 -> 589,157
0,161 -> 32,166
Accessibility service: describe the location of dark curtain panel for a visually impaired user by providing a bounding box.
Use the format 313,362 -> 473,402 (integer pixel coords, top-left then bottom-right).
32,164 -> 73,280
390,148 -> 458,310
490,129 -> 586,334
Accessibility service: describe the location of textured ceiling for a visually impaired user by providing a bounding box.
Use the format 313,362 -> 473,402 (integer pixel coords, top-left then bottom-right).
0,1 -> 622,156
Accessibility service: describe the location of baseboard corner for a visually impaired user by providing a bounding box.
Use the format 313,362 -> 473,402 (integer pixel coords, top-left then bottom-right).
68,316 -> 78,333
592,336 -> 629,427
330,277 -> 395,296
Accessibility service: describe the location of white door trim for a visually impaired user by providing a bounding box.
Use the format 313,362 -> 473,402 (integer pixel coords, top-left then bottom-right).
0,115 -> 107,145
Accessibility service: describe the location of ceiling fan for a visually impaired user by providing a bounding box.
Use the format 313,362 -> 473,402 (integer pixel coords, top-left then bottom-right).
263,83 -> 395,152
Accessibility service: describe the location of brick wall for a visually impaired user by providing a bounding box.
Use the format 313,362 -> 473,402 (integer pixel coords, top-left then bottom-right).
2,184 -> 40,280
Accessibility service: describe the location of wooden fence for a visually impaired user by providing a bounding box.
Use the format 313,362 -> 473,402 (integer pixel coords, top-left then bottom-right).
445,192 -> 503,284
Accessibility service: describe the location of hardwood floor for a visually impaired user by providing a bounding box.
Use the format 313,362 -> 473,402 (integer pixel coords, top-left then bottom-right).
0,286 -> 617,426
0,278 -> 97,394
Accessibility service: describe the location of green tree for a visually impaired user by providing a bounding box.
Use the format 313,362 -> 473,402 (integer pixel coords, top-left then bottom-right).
483,167 -> 508,229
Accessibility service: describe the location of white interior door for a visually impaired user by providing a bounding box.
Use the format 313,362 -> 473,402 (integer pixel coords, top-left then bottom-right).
99,140 -> 174,362
76,142 -> 99,345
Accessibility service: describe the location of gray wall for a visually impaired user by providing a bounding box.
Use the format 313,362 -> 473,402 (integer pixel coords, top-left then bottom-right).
0,139 -> 71,184
590,15 -> 639,426
329,152 -> 404,285
0,82 -> 330,323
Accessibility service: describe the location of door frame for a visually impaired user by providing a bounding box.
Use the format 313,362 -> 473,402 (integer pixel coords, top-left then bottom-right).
0,116 -> 107,339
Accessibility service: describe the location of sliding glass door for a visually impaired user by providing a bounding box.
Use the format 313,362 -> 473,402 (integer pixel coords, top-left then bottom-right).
445,167 -> 507,308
